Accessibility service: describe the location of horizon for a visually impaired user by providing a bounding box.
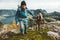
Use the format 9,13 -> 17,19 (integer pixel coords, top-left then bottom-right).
0,9 -> 60,13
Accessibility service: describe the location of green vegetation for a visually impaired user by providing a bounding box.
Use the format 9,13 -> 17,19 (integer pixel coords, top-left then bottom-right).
44,17 -> 56,22
0,9 -> 60,40
4,27 -> 54,40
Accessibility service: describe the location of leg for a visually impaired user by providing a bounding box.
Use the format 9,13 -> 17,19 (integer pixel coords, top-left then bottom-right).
24,22 -> 28,34
38,24 -> 40,31
36,22 -> 40,31
36,24 -> 38,31
36,22 -> 39,31
20,21 -> 25,34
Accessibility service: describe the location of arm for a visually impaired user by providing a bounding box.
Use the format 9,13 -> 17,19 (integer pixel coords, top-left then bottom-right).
15,8 -> 20,24
15,10 -> 18,24
27,10 -> 34,16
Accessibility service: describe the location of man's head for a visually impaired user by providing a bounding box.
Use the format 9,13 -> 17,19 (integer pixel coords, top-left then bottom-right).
21,1 -> 27,10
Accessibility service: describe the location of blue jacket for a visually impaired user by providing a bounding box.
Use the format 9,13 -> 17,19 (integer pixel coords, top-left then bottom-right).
15,7 -> 33,24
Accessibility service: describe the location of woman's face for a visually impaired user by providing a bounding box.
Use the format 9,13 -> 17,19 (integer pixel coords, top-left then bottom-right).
21,5 -> 26,10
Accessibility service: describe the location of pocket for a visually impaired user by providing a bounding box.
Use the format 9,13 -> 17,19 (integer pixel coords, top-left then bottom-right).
18,18 -> 22,21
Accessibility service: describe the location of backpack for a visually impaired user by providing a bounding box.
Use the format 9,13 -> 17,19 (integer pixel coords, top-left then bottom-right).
17,8 -> 27,18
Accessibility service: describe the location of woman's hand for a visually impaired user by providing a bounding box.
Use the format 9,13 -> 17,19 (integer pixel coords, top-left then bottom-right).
16,23 -> 19,27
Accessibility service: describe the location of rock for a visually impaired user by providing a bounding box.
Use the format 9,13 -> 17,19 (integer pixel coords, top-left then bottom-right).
47,31 -> 60,40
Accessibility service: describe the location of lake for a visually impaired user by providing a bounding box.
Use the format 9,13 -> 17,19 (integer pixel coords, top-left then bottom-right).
0,16 -> 60,24
0,16 -> 15,24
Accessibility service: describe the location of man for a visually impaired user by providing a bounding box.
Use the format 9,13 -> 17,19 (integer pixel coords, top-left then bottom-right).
15,1 -> 33,35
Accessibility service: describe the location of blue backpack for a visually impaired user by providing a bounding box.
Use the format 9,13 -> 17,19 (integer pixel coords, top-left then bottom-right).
17,8 -> 27,18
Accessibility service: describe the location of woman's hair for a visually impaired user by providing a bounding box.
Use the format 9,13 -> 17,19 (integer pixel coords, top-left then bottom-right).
21,1 -> 26,6
20,1 -> 27,9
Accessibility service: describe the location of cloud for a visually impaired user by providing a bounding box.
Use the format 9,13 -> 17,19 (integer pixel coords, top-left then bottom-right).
0,0 -> 60,12
0,2 -> 17,9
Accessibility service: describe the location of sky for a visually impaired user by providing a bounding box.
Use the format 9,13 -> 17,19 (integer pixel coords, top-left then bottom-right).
0,0 -> 60,12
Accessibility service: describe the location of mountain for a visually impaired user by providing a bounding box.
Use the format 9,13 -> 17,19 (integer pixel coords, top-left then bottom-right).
0,9 -> 60,20
33,9 -> 60,19
0,10 -> 16,17
32,9 -> 47,17
47,11 -> 60,18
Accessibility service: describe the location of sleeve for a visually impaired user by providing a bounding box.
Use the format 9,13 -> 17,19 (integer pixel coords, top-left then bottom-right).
15,8 -> 20,24
27,10 -> 34,16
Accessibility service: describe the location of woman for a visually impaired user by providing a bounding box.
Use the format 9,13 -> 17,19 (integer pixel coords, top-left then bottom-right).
36,13 -> 43,31
15,1 -> 33,35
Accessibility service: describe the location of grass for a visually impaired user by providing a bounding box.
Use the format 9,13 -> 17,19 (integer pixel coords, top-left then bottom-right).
0,20 -> 56,40
5,27 -> 54,40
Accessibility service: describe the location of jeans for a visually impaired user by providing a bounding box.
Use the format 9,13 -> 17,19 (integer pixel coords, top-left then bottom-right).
19,18 -> 28,34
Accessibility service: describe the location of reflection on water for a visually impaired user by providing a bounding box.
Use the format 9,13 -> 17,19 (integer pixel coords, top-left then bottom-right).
0,16 -> 15,24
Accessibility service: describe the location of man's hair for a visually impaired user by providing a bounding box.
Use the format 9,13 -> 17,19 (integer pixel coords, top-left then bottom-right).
21,1 -> 26,6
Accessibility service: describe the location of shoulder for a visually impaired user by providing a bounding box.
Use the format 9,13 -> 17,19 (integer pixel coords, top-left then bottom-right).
17,7 -> 21,11
26,9 -> 32,12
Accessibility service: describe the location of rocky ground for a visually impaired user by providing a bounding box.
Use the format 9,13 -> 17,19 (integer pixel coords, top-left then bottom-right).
3,28 -> 52,40
0,20 -> 60,40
